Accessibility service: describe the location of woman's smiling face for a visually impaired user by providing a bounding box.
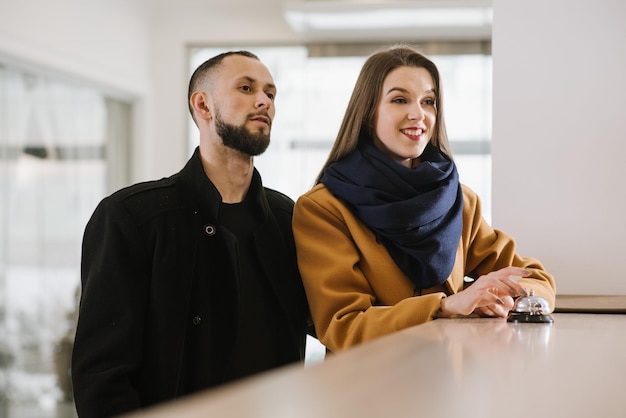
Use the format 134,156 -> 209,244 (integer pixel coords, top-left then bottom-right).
372,66 -> 437,168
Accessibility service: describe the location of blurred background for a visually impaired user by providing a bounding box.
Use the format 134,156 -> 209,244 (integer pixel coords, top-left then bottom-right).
1,0 -> 624,417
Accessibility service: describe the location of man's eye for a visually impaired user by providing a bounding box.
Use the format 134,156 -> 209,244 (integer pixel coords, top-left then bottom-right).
267,92 -> 275,100
240,85 -> 252,92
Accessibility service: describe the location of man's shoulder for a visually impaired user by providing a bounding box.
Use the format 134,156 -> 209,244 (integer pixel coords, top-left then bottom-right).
101,175 -> 191,223
264,187 -> 295,213
110,176 -> 177,203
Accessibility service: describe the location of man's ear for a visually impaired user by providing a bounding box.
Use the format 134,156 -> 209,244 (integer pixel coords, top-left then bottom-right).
190,91 -> 212,121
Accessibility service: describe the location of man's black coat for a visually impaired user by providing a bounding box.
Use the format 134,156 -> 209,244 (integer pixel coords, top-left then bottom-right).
72,148 -> 309,417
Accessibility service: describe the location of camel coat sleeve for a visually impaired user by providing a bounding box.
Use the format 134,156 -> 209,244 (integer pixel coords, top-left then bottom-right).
293,184 -> 555,352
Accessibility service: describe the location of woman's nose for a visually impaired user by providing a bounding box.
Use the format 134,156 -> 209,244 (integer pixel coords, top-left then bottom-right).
408,104 -> 424,120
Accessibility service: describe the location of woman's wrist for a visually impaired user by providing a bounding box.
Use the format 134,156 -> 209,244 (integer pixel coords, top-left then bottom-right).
433,296 -> 448,319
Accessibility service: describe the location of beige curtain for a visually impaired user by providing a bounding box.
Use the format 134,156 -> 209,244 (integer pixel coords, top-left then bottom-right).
0,63 -> 132,411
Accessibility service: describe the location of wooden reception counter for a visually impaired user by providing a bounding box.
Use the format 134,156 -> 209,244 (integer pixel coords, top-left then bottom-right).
125,313 -> 626,418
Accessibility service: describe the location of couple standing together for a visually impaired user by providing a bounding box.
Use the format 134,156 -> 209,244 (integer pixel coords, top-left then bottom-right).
71,47 -> 555,417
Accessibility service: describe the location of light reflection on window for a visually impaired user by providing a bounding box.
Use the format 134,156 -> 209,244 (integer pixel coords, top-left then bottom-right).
0,64 -> 128,418
189,46 -> 492,221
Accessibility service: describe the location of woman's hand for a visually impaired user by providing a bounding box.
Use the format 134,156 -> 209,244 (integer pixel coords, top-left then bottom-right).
439,267 -> 530,318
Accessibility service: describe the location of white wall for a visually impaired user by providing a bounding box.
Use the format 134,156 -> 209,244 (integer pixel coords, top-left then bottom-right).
0,0 -> 155,181
492,0 -> 626,294
0,0 -> 151,96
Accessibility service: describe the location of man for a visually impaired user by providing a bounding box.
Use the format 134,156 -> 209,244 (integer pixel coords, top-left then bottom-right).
71,51 -> 310,417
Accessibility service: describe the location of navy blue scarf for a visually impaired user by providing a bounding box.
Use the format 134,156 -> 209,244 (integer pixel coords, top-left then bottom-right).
321,139 -> 463,289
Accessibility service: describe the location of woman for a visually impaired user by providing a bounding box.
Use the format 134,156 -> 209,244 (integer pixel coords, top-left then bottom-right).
292,46 -> 556,353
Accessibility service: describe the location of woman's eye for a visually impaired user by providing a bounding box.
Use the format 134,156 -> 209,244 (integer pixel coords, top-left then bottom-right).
423,98 -> 436,106
392,97 -> 407,104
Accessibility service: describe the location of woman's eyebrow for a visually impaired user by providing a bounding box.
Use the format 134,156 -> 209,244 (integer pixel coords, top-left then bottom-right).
385,87 -> 435,95
385,86 -> 409,95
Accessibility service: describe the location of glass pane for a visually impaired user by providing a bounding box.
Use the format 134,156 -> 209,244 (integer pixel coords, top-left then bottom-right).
0,65 -> 120,417
188,46 -> 492,221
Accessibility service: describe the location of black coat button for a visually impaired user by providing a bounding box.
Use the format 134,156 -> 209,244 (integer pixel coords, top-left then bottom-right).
192,315 -> 202,326
203,224 -> 216,236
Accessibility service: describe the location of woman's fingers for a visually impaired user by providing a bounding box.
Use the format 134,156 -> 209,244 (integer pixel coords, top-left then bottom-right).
476,267 -> 530,298
472,291 -> 515,318
474,306 -> 494,317
443,268 -> 528,317
475,303 -> 509,318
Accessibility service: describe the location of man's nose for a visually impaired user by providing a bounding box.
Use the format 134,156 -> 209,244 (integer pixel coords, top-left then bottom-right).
256,93 -> 272,109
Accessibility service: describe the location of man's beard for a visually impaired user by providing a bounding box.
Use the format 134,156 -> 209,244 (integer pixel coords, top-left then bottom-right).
215,111 -> 271,156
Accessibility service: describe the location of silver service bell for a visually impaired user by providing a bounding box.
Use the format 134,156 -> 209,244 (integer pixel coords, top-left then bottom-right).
507,289 -> 554,323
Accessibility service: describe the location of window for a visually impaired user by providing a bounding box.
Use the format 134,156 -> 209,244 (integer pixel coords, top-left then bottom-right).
0,63 -> 132,417
188,44 -> 492,221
